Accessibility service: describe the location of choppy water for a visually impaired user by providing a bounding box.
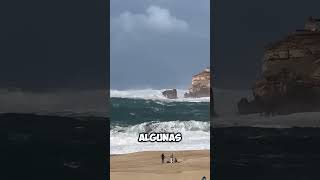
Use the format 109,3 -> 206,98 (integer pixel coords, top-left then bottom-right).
110,89 -> 210,154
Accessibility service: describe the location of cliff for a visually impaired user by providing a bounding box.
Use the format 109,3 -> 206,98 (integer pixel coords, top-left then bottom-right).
184,68 -> 210,98
238,17 -> 320,115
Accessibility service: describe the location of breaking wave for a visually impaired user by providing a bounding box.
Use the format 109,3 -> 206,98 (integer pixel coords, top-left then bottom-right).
110,120 -> 210,154
213,88 -> 320,128
110,89 -> 209,102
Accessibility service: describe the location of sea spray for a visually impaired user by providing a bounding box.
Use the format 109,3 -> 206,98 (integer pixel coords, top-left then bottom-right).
110,89 -> 209,102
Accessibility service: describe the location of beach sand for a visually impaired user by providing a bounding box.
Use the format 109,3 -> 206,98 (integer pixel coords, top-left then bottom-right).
110,150 -> 210,180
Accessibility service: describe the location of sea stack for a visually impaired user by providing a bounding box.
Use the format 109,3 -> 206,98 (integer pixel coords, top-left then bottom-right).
184,68 -> 210,98
238,17 -> 320,115
162,89 -> 178,99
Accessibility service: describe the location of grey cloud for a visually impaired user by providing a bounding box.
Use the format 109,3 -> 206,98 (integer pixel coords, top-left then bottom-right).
110,0 -> 210,89
112,5 -> 189,34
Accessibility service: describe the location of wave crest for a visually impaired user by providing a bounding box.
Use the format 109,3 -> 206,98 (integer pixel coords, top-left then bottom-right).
110,120 -> 210,154
111,120 -> 209,134
110,89 -> 209,102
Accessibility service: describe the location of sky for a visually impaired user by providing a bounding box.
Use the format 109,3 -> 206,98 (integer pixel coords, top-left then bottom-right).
0,0 -> 108,115
110,0 -> 210,90
0,0 -> 107,91
3,0 -> 320,113
213,0 -> 320,89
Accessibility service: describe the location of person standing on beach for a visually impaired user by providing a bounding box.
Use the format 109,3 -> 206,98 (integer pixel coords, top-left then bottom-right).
170,153 -> 174,163
161,153 -> 165,164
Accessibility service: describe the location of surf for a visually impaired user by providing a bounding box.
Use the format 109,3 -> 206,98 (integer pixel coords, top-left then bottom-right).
110,89 -> 210,102
110,120 -> 210,154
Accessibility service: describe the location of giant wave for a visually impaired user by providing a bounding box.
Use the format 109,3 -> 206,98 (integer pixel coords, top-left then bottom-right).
110,120 -> 210,154
110,89 -> 209,102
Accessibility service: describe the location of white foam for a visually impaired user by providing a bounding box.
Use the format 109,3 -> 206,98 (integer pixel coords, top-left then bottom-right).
214,111 -> 320,128
110,89 -> 209,102
110,120 -> 210,154
213,88 -> 320,128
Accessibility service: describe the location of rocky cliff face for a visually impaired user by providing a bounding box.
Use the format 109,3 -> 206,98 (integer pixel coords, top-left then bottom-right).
184,68 -> 210,98
238,17 -> 320,115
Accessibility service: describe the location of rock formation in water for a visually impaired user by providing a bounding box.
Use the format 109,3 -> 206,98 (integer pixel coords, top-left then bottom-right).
184,68 -> 210,98
162,89 -> 178,99
238,17 -> 320,115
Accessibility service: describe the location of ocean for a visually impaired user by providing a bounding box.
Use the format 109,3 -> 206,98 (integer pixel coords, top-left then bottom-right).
110,89 -> 210,154
212,88 -> 320,179
213,88 -> 320,127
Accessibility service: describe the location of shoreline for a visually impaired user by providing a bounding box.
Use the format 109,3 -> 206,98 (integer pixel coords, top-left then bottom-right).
110,149 -> 210,156
110,150 -> 210,180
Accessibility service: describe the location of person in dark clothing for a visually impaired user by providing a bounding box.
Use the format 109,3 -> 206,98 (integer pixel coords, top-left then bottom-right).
161,153 -> 165,164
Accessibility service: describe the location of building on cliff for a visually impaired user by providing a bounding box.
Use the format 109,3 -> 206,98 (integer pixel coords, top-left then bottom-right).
305,16 -> 320,32
184,68 -> 210,98
192,68 -> 210,87
262,17 -> 320,81
238,17 -> 320,115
